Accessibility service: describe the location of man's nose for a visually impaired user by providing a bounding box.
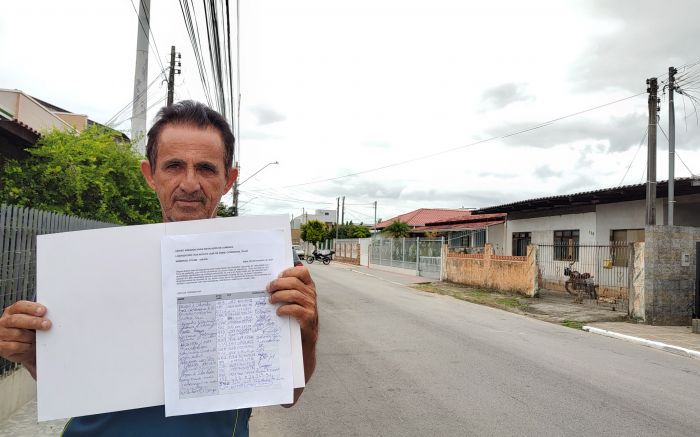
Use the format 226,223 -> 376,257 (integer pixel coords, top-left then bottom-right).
179,167 -> 201,192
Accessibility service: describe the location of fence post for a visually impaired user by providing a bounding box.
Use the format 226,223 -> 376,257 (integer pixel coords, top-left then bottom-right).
416,237 -> 421,275
440,236 -> 445,281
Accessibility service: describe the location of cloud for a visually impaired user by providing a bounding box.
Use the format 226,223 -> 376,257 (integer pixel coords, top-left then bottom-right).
480,83 -> 534,111
485,112 -> 647,152
248,105 -> 286,125
535,165 -> 562,179
571,0 -> 700,93
362,140 -> 391,149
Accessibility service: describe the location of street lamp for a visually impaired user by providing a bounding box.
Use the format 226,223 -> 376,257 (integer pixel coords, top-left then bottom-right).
233,161 -> 279,216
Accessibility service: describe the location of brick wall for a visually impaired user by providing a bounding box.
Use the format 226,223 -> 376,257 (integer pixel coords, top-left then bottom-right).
444,244 -> 537,296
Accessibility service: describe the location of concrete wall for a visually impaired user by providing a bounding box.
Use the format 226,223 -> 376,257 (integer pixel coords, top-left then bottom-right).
642,225 -> 700,325
672,194 -> 700,227
334,239 -> 360,265
594,199 -> 656,245
445,244 -> 537,296
0,368 -> 36,423
629,242 -> 645,321
487,223 -> 505,255
359,238 -> 370,266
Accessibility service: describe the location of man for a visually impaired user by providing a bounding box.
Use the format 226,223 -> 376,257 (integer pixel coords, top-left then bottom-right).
0,101 -> 318,436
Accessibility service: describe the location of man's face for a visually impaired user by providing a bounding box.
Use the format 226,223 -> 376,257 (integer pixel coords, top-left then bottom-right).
140,124 -> 237,222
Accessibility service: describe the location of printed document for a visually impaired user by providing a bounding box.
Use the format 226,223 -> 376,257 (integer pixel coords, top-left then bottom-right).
161,229 -> 294,416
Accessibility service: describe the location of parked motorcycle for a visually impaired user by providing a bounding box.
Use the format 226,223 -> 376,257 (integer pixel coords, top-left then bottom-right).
564,261 -> 597,300
306,249 -> 334,265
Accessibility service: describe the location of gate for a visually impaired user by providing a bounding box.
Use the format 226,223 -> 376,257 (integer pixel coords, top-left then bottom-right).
369,237 -> 443,279
536,243 -> 630,299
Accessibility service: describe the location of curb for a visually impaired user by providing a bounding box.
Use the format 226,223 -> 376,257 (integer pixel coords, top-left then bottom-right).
583,326 -> 700,360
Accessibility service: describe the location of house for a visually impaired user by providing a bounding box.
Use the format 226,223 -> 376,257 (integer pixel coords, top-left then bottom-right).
0,89 -> 128,164
291,209 -> 337,230
412,212 -> 506,253
476,179 -> 700,255
374,208 -> 469,235
474,178 -> 700,298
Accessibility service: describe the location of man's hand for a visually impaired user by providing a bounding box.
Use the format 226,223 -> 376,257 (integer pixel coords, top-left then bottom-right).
0,301 -> 52,380
267,266 -> 318,405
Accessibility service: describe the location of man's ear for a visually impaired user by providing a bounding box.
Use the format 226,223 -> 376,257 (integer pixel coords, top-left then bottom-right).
140,160 -> 157,190
225,166 -> 238,193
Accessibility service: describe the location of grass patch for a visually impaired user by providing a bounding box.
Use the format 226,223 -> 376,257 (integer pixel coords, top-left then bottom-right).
414,283 -> 528,313
495,297 -> 523,308
561,320 -> 584,330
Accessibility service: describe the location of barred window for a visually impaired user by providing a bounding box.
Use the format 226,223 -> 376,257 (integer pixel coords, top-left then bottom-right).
554,230 -> 579,261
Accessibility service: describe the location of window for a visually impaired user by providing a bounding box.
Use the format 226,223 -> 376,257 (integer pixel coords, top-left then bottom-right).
610,229 -> 644,267
553,230 -> 579,261
512,232 -> 531,256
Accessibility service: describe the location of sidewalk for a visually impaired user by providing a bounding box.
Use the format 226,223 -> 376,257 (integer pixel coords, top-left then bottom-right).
584,322 -> 700,358
0,399 -> 66,437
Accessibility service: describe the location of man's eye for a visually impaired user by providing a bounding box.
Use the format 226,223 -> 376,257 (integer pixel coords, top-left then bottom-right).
166,163 -> 181,169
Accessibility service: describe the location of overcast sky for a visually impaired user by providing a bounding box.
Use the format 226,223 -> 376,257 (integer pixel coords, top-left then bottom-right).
2,0 -> 700,223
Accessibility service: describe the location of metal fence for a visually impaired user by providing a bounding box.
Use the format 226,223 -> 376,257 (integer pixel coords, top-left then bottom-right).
536,242 -> 630,299
0,204 -> 116,377
369,237 -> 443,279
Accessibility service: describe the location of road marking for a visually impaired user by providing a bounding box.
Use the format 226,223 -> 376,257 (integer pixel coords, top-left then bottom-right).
348,269 -> 412,288
583,325 -> 700,360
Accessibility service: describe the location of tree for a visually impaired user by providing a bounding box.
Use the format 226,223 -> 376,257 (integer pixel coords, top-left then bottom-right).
0,125 -> 162,224
383,220 -> 411,238
300,219 -> 328,248
216,202 -> 236,217
329,222 -> 371,239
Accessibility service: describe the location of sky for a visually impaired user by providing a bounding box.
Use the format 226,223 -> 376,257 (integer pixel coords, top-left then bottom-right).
2,0 -> 700,224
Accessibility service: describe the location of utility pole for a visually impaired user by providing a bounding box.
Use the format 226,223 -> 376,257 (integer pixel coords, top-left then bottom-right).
335,197 -> 340,239
131,0 -> 150,155
166,46 -> 181,106
373,201 -> 377,232
646,77 -> 659,226
668,67 -> 677,225
341,196 -> 345,227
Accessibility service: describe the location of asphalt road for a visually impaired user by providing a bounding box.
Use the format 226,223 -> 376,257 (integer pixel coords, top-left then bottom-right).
250,263 -> 700,437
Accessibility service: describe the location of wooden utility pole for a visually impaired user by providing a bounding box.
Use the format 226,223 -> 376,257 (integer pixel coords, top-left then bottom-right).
166,46 -> 181,106
668,67 -> 677,225
646,77 -> 659,225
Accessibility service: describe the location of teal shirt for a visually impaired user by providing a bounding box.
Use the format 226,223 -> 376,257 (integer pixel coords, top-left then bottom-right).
62,406 -> 251,437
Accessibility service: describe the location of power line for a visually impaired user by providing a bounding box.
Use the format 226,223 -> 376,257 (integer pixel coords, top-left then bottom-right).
105,73 -> 163,126
659,124 -> 696,176
617,127 -> 648,186
283,92 -> 646,188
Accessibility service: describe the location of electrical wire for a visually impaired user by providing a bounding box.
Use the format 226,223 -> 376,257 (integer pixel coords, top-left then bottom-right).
105,73 -> 163,126
617,127 -> 648,186
659,124 -> 697,177
283,93 -> 646,188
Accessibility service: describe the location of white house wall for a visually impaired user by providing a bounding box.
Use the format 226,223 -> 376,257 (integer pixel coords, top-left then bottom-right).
505,212 -> 596,255
595,199 -> 662,244
486,223 -> 505,255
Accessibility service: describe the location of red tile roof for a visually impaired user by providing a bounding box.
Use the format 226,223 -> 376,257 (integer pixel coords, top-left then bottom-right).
413,220 -> 505,232
375,208 -> 470,229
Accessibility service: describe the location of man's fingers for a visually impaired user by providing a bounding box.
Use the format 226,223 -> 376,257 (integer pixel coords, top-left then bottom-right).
278,266 -> 314,285
0,340 -> 33,357
4,301 -> 46,317
269,289 -> 314,308
0,327 -> 35,344
0,313 -> 51,331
